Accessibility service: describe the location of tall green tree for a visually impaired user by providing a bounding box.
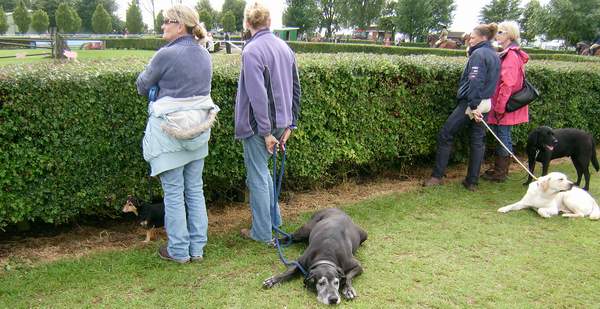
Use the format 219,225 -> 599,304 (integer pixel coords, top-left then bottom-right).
30,9 -> 49,33
546,0 -> 600,45
196,0 -> 215,15
341,0 -> 385,29
520,0 -> 549,43
0,6 -> 8,34
393,0 -> 454,41
55,2 -> 81,33
76,0 -> 117,33
34,0 -> 66,28
394,0 -> 431,41
0,0 -> 30,12
431,0 -> 456,31
221,0 -> 245,31
198,9 -> 214,31
92,3 -> 111,33
317,0 -> 346,37
154,9 -> 163,34
283,0 -> 320,34
13,0 -> 30,33
125,0 -> 144,34
479,0 -> 522,24
221,10 -> 236,33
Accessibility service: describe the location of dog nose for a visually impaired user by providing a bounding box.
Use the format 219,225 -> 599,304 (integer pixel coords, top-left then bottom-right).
328,296 -> 339,304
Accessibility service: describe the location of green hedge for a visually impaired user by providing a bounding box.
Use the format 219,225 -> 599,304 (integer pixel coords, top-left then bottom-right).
0,54 -> 599,228
104,38 -> 167,50
287,42 -> 600,63
399,42 -> 430,48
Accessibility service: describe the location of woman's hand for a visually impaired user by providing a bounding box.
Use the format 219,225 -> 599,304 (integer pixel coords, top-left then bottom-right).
279,128 -> 292,151
472,110 -> 483,123
264,134 -> 279,154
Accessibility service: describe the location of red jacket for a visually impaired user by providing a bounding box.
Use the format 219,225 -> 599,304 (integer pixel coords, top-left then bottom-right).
487,45 -> 530,125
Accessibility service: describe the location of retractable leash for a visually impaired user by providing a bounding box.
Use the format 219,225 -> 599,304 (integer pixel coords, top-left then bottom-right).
270,144 -> 309,278
479,116 -> 538,181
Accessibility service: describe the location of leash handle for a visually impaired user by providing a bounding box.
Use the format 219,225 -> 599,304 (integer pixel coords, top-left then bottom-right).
480,118 -> 538,181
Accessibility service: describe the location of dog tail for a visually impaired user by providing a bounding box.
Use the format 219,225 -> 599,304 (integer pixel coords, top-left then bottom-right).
592,139 -> 600,172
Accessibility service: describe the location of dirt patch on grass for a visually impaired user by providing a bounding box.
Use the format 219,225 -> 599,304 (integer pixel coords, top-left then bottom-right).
0,161 -> 533,270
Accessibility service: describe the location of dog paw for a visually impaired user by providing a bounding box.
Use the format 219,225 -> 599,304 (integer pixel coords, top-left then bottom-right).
342,286 -> 357,300
497,206 -> 511,213
263,277 -> 277,289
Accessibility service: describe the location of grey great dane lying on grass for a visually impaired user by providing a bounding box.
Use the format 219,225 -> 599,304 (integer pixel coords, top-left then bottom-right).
263,208 -> 368,305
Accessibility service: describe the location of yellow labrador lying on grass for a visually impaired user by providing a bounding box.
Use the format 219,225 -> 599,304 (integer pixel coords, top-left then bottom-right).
498,172 -> 600,219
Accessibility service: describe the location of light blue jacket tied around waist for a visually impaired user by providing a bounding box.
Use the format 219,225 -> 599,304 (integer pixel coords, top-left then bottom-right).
143,95 -> 220,176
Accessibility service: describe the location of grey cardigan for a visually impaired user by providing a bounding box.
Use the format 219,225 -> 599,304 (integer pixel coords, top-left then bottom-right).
136,35 -> 212,99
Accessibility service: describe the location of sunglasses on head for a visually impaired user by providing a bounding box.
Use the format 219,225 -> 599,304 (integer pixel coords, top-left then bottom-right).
163,19 -> 179,25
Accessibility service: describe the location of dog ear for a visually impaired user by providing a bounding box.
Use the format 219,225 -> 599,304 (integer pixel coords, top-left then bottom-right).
539,178 -> 550,192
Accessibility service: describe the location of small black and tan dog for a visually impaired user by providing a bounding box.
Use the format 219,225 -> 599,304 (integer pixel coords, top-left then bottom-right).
122,196 -> 165,243
525,126 -> 599,190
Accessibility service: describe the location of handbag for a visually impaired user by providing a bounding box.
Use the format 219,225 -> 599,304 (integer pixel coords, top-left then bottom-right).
505,69 -> 540,113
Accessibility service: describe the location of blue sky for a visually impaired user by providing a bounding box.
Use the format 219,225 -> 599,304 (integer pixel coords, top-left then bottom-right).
117,0 -> 550,33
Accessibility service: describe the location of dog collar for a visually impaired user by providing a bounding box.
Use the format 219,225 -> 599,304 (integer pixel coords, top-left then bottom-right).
310,260 -> 338,270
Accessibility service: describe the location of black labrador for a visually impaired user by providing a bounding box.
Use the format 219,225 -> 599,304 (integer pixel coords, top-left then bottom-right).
263,208 -> 367,305
525,126 -> 599,190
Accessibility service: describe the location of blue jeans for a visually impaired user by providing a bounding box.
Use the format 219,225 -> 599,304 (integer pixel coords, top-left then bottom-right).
490,124 -> 512,157
432,101 -> 486,185
159,159 -> 207,261
242,129 -> 285,243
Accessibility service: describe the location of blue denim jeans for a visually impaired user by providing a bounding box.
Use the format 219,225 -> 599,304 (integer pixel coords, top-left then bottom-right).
159,159 -> 207,261
432,101 -> 486,185
242,129 -> 285,243
489,124 -> 512,157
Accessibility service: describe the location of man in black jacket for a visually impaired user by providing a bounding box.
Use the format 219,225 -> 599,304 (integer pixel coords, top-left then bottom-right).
424,23 -> 501,191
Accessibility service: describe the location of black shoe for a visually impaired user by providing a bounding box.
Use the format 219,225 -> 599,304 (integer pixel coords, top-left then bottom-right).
158,245 -> 189,264
462,179 -> 477,192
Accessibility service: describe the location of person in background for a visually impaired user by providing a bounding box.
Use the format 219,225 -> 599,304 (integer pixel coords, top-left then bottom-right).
235,1 -> 301,244
435,26 -> 449,47
423,23 -> 501,191
136,4 -> 218,263
482,21 -> 529,182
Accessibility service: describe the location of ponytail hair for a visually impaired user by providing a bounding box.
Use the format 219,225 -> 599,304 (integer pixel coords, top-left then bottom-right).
165,4 -> 206,41
473,23 -> 498,41
192,23 -> 207,41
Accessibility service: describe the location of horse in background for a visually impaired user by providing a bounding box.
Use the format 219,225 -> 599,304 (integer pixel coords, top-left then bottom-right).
576,42 -> 600,56
427,34 -> 462,49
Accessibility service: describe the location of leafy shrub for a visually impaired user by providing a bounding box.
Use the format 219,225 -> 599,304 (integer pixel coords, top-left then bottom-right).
0,54 -> 599,228
287,42 -> 599,63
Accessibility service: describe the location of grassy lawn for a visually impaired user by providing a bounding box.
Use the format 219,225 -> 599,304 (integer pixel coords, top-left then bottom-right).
0,49 -> 155,66
1,162 -> 600,308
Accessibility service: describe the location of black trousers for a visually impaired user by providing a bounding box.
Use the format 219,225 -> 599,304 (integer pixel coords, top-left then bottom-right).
432,101 -> 486,184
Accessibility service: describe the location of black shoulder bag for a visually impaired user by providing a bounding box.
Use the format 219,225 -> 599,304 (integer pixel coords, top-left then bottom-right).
505,62 -> 540,113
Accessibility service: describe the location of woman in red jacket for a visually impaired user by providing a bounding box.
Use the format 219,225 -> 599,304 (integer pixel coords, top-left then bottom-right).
482,21 -> 530,182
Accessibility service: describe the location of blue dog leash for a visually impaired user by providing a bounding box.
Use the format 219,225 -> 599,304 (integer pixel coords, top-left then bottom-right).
270,145 -> 309,278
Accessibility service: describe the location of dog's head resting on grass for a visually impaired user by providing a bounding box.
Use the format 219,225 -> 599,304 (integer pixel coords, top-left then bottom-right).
530,126 -> 559,152
538,172 -> 574,193
304,261 -> 344,305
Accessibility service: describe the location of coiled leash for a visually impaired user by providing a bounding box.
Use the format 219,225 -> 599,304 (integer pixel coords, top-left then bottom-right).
479,116 -> 538,181
270,144 -> 309,278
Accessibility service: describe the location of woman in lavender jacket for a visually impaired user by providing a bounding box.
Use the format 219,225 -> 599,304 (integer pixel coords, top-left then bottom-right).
235,1 -> 301,244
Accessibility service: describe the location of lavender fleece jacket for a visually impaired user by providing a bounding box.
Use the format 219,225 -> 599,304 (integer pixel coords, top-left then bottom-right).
234,29 -> 301,139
